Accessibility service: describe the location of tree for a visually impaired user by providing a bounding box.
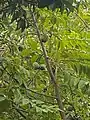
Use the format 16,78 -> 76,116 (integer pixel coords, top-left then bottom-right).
0,0 -> 90,120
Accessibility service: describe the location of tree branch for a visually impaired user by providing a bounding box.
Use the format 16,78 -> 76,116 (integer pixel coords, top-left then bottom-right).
30,8 -> 66,120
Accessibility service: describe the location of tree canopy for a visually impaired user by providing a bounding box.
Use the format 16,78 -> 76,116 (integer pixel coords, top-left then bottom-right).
0,0 -> 90,120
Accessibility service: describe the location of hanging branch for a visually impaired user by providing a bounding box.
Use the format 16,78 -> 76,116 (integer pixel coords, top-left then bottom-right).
30,8 -> 66,120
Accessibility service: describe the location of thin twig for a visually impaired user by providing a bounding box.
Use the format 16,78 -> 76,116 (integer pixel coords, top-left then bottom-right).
12,103 -> 27,119
75,12 -> 90,29
26,88 -> 57,99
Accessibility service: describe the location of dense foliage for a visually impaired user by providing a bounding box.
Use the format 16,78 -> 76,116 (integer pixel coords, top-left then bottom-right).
0,0 -> 90,120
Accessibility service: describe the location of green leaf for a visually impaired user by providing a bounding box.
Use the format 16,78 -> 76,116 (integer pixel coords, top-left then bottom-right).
22,98 -> 30,105
0,99 -> 10,113
0,94 -> 6,102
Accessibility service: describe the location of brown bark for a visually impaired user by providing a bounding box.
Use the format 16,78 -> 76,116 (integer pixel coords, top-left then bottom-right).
31,9 -> 66,120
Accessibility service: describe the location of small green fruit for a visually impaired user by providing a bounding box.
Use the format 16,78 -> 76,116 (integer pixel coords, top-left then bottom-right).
39,64 -> 46,70
41,34 -> 48,43
33,62 -> 40,70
